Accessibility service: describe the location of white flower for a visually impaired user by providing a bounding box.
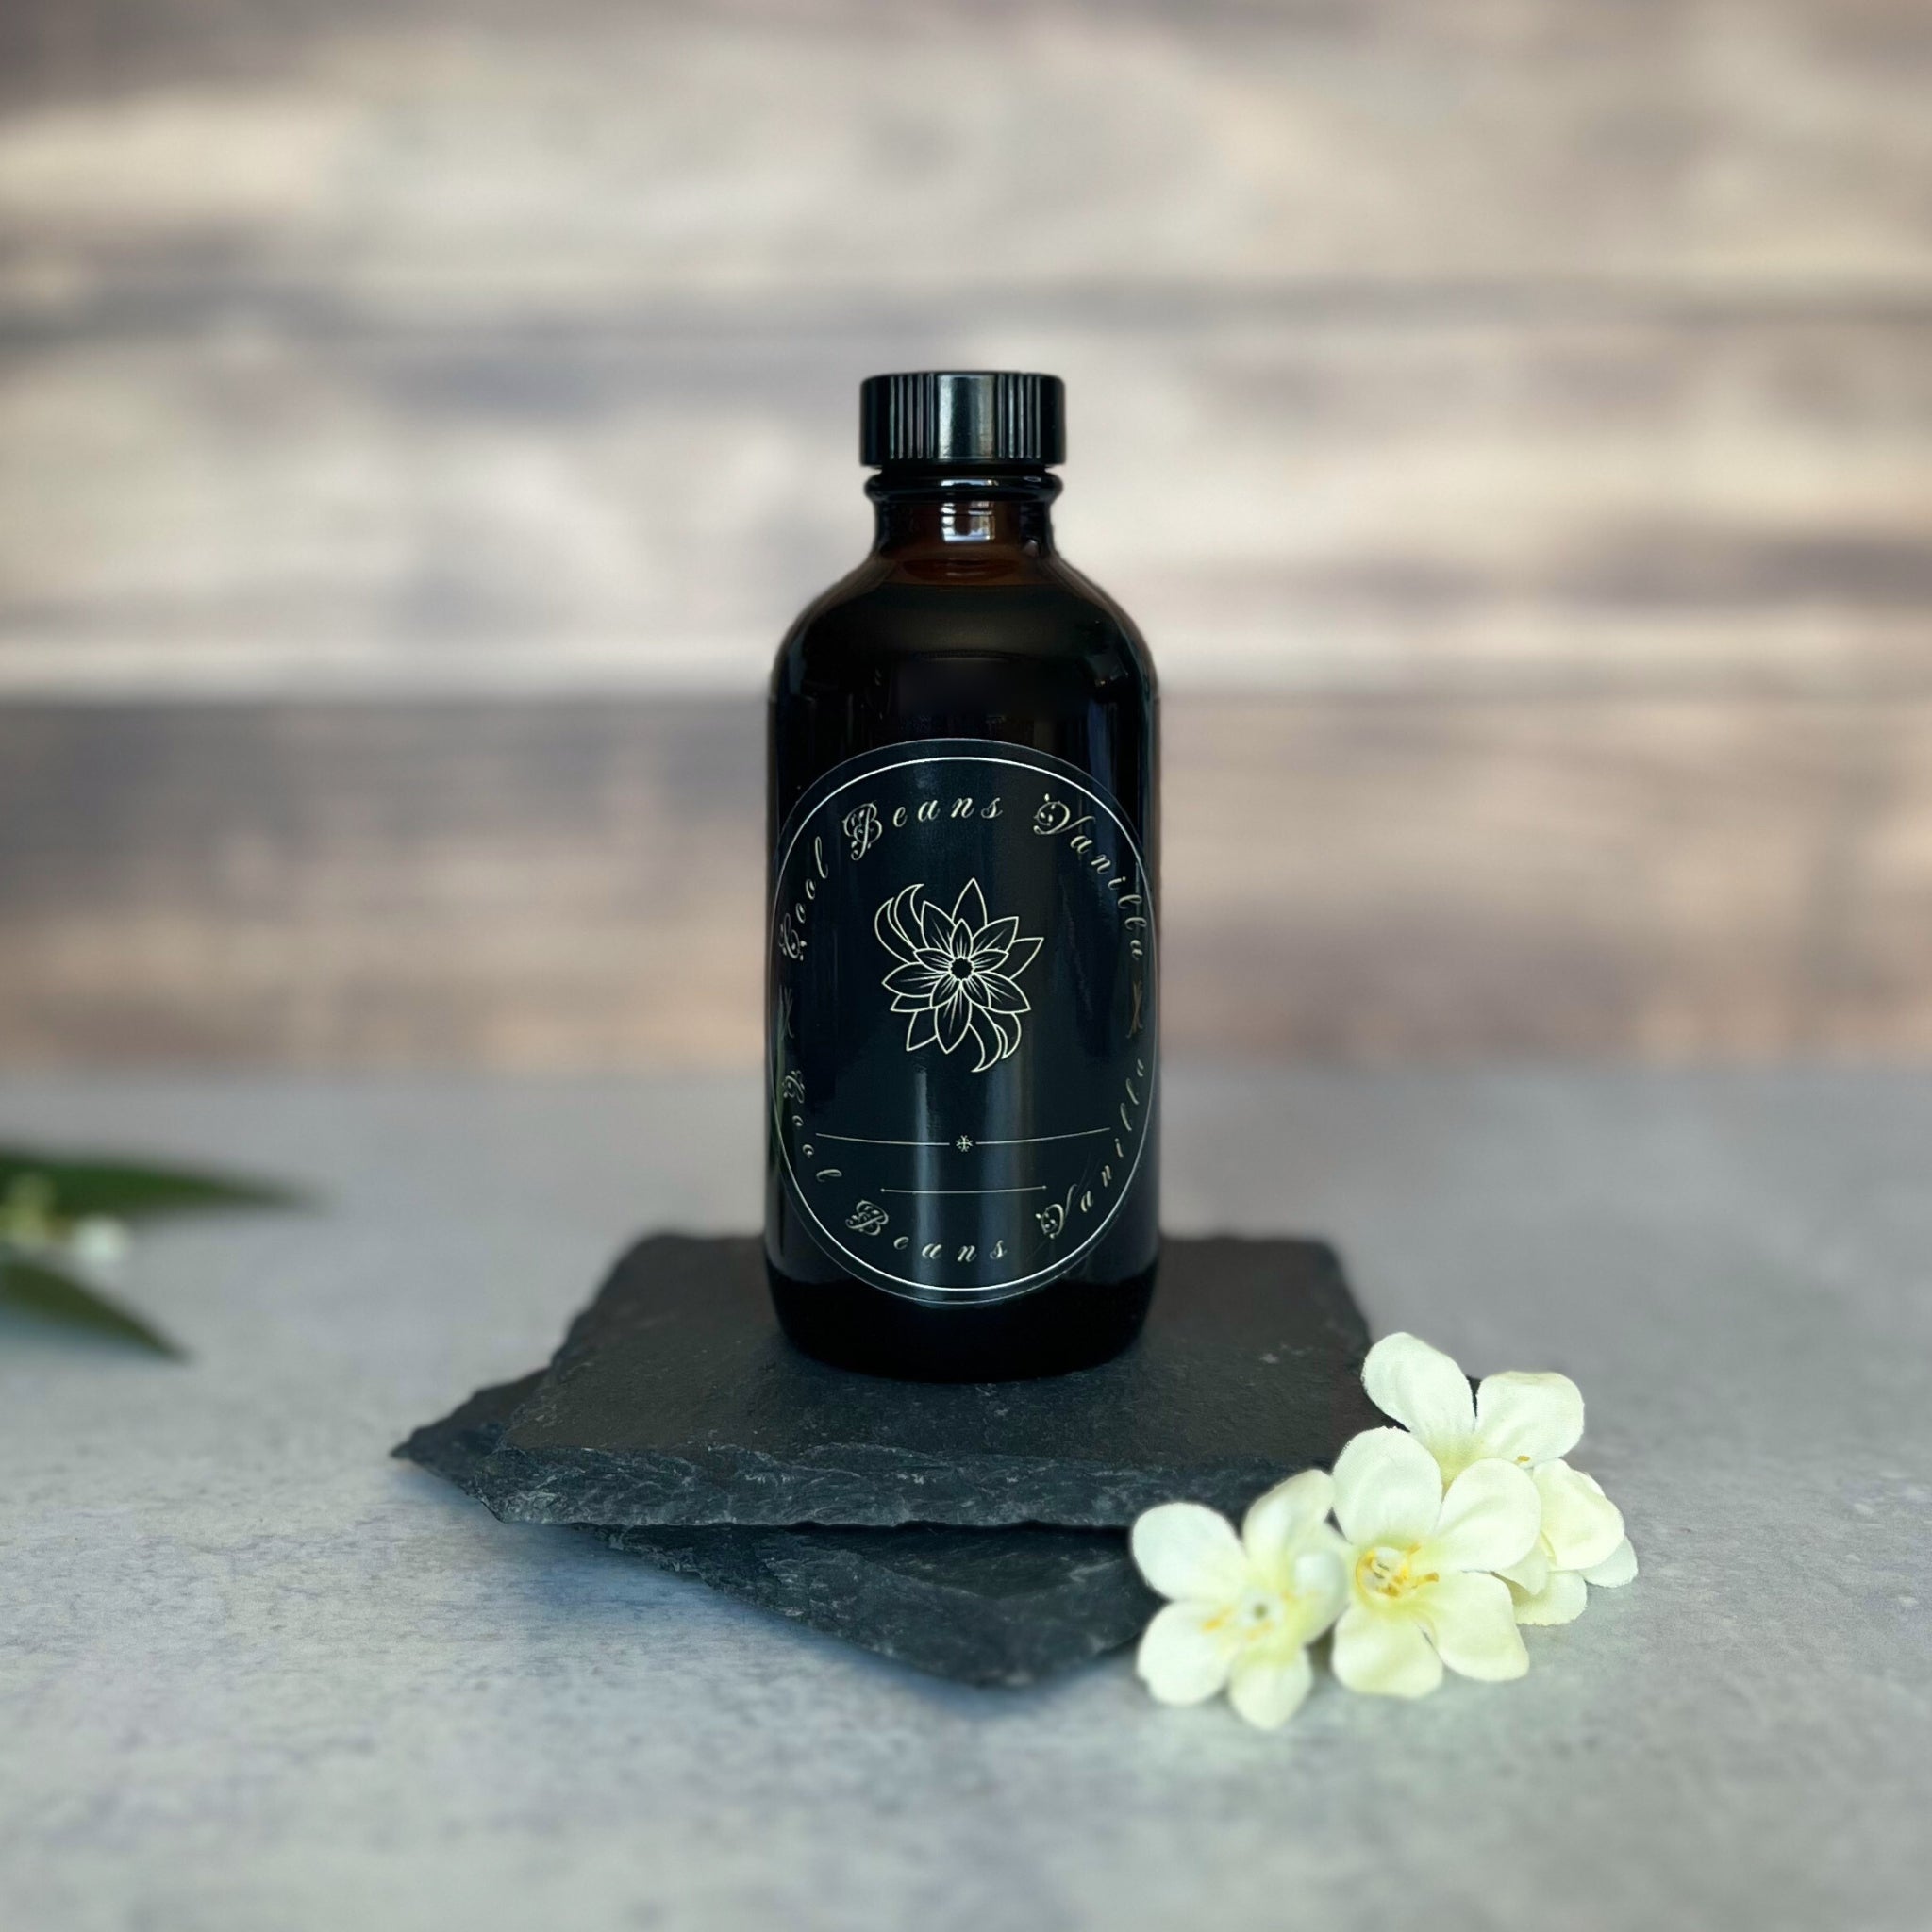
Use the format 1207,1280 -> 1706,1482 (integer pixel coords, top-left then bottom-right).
1364,1330 -> 1583,1480
70,1216 -> 131,1274
874,878 -> 1041,1074
1499,1470 -> 1640,1624
0,1174 -> 129,1276
1329,1428 -> 1540,1697
1131,1471 -> 1348,1729
1581,1536 -> 1639,1588
1363,1331 -> 1626,1626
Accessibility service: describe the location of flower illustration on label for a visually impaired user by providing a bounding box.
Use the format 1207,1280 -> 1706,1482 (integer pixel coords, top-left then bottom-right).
874,878 -> 1042,1074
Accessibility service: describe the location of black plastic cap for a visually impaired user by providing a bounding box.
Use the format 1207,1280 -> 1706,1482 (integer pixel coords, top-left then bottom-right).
860,371 -> 1065,467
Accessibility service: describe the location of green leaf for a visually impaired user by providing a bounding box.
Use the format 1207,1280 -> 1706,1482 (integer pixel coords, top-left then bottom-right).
0,1255 -> 185,1357
0,1148 -> 306,1220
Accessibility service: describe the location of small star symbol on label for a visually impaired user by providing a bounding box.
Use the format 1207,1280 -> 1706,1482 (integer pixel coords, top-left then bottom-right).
955,1135 -> 974,1152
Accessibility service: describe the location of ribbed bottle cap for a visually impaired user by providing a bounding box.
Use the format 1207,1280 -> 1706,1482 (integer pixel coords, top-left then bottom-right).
860,371 -> 1065,467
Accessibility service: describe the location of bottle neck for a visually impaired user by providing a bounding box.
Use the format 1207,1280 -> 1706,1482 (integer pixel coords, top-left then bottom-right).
867,463 -> 1060,559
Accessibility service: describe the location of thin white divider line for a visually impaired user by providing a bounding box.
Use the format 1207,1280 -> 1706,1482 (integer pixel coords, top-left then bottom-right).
976,1128 -> 1113,1145
816,1133 -> 949,1147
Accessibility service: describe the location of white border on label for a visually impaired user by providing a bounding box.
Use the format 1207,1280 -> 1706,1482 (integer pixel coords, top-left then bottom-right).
770,745 -> 1158,1303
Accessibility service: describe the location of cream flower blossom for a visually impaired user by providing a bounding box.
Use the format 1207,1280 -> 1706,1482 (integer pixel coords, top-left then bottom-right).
1582,1536 -> 1638,1587
1329,1428 -> 1540,1697
1498,1470 -> 1640,1624
1362,1332 -> 1626,1625
1131,1470 -> 1348,1729
0,1173 -> 129,1274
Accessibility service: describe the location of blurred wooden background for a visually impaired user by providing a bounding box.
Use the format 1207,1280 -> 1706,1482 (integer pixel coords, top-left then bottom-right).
2,0 -> 1929,1067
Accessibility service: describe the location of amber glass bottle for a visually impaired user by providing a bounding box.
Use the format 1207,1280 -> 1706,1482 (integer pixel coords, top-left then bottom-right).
766,372 -> 1158,1379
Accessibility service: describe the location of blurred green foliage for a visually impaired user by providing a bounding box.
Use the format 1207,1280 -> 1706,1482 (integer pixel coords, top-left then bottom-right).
0,1150 -> 305,1358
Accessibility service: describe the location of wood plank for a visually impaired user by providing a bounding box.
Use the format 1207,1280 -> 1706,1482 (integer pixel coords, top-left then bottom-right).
4,0 -> 1929,701
3,0 -> 1929,1074
1164,696 -> 1890,1060
0,696 -> 1924,1069
4,310 -> 1928,697
0,701 -> 763,1067
4,0 -> 1930,300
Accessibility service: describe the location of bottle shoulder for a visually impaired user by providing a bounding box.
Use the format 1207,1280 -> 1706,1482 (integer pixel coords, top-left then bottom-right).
771,552 -> 1156,702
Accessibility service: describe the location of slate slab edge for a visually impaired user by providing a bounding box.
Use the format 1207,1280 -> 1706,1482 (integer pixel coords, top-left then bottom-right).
475,1233 -> 1379,1530
396,1375 -> 1157,1686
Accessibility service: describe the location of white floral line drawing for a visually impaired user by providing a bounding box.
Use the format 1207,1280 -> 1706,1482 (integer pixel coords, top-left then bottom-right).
874,878 -> 1042,1074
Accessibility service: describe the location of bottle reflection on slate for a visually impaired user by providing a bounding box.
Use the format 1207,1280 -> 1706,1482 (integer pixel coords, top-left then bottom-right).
766,371 -> 1159,1379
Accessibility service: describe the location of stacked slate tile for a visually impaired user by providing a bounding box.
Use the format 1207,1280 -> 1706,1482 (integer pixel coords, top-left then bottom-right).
398,1234 -> 1377,1685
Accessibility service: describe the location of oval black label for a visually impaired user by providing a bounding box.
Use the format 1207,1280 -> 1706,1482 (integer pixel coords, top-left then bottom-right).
770,739 -> 1157,1304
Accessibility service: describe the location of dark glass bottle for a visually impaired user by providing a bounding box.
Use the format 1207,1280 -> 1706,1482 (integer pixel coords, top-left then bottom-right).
766,371 -> 1158,1380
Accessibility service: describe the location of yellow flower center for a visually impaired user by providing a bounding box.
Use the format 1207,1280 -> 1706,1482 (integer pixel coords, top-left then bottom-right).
1355,1544 -> 1437,1605
1208,1588 -> 1291,1648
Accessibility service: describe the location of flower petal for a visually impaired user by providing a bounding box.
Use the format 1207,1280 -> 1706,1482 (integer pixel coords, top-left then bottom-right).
1583,1536 -> 1639,1588
1330,1605 -> 1443,1699
1136,1602 -> 1235,1706
1422,1571 -> 1529,1679
1227,1648 -> 1314,1731
904,1005 -> 941,1052
935,989 -> 974,1053
1426,1458 -> 1541,1574
1361,1333 -> 1475,1457
970,916 -> 1020,966
976,1008 -> 1021,1069
948,879 -> 991,940
1533,1462 -> 1624,1573
1475,1369 -> 1585,1466
970,972 -> 1030,1015
1290,1546 -> 1350,1639
1332,1427 -> 1444,1549
1129,1502 -> 1246,1602
918,900 -> 959,957
874,894 -> 909,961
1497,1543 -> 1551,1596
968,1019 -> 1001,1074
1241,1468 -> 1335,1572
1508,1567 -> 1589,1627
1000,934 -> 1043,976
881,961 -> 947,1001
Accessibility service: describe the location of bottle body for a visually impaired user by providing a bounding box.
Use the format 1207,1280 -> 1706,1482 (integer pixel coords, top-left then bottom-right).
765,453 -> 1158,1379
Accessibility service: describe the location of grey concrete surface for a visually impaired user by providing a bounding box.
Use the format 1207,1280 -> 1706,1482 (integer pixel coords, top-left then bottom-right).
2,1069 -> 1927,1932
